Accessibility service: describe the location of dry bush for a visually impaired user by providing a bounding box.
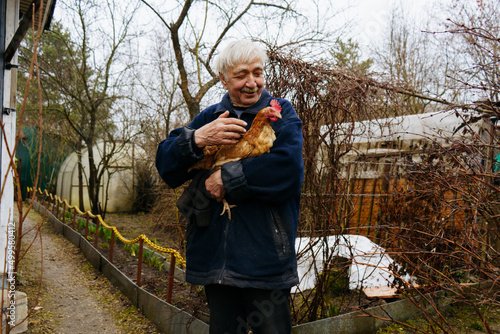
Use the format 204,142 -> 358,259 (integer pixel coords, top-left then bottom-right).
267,49 -> 406,322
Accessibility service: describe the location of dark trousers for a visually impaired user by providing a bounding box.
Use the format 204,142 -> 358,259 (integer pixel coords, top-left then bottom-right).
204,284 -> 292,334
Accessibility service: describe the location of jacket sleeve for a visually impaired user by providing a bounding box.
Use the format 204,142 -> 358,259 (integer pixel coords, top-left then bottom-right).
221,99 -> 304,203
155,111 -> 213,189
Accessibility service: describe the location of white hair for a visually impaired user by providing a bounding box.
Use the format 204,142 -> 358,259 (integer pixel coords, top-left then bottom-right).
215,40 -> 268,79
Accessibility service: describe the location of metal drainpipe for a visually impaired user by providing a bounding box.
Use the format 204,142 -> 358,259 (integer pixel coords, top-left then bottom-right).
0,0 -> 6,191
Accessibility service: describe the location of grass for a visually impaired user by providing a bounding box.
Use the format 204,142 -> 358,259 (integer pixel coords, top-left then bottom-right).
101,291 -> 158,333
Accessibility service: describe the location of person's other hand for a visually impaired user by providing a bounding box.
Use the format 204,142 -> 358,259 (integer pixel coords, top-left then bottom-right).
205,169 -> 226,202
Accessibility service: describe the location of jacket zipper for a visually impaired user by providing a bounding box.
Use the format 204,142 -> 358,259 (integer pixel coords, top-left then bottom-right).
217,217 -> 230,284
271,209 -> 290,258
274,224 -> 287,256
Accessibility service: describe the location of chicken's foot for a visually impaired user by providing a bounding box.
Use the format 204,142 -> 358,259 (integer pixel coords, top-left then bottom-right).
221,199 -> 237,221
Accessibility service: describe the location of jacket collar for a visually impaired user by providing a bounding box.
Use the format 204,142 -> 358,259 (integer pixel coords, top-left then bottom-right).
215,89 -> 273,116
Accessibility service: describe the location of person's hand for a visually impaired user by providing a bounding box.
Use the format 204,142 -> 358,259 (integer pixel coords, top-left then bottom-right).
205,170 -> 225,202
194,111 -> 247,147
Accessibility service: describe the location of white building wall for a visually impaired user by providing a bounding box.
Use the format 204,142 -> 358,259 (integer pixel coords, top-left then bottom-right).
1,0 -> 19,278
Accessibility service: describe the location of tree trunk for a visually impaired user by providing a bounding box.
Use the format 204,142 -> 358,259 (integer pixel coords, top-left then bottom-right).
188,100 -> 200,121
86,142 -> 100,215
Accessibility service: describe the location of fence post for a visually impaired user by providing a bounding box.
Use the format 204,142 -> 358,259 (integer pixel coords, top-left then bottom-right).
109,230 -> 115,263
94,218 -> 100,248
85,215 -> 90,239
62,202 -> 66,222
166,253 -> 176,304
72,208 -> 77,229
137,239 -> 144,287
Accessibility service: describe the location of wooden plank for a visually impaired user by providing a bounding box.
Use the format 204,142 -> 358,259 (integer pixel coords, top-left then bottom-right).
4,0 -> 56,64
363,286 -> 399,299
4,0 -> 41,63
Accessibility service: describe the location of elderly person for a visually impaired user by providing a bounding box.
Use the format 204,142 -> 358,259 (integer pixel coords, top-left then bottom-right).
155,40 -> 303,334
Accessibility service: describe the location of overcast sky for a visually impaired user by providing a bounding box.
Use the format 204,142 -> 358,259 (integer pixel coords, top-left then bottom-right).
330,0 -> 445,53
53,0 -> 448,60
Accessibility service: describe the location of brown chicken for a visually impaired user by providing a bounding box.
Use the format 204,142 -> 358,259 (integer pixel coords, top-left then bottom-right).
189,99 -> 282,219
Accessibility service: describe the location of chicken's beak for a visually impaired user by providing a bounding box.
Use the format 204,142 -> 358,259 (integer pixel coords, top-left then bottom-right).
271,111 -> 282,119
269,113 -> 281,122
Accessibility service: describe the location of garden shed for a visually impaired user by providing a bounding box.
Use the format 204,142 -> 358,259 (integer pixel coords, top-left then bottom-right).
320,109 -> 498,239
56,141 -> 146,213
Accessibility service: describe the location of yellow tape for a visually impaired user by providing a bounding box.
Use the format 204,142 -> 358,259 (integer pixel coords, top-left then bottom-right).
28,187 -> 186,267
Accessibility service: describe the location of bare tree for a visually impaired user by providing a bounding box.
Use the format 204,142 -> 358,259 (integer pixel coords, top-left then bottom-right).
372,3 -> 452,115
132,32 -> 185,144
443,0 -> 500,108
30,0 -> 142,214
140,0 -> 344,121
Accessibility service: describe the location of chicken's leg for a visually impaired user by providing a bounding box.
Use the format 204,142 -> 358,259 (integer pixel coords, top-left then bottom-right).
221,199 -> 237,220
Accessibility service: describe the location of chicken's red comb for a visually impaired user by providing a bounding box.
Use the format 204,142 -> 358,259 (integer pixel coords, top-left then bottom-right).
270,99 -> 281,112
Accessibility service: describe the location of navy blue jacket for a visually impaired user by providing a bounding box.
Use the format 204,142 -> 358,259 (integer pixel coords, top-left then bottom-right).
155,89 -> 304,289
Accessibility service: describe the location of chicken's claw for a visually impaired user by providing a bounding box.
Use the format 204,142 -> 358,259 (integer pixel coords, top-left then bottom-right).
221,199 -> 237,221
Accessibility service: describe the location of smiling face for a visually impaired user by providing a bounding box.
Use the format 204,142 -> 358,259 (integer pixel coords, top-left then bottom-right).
219,58 -> 264,108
